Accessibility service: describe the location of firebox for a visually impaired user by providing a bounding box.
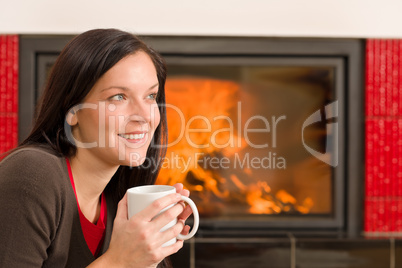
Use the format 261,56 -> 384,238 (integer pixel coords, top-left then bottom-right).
157,58 -> 340,225
20,36 -> 364,236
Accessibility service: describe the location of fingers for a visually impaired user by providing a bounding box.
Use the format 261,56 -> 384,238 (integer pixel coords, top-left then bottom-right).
152,202 -> 185,231
137,193 -> 182,222
111,191 -> 188,266
173,183 -> 190,197
180,224 -> 191,236
177,203 -> 193,221
181,189 -> 190,197
160,239 -> 184,257
158,219 -> 185,247
173,183 -> 183,194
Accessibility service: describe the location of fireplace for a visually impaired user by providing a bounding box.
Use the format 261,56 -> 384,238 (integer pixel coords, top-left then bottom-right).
158,59 -> 339,228
19,36 -> 364,237
145,37 -> 364,235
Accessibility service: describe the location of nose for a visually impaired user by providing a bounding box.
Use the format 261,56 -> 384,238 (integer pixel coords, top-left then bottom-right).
125,99 -> 159,130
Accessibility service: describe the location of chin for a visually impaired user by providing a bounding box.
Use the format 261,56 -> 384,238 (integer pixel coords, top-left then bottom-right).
126,159 -> 145,167
121,151 -> 148,167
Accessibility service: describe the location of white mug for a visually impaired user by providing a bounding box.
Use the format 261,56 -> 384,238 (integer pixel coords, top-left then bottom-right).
127,185 -> 199,247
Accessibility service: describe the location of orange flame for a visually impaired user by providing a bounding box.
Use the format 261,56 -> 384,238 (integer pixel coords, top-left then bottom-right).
157,77 -> 314,216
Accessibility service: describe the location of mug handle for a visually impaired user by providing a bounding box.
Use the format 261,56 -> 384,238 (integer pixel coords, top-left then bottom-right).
177,196 -> 199,240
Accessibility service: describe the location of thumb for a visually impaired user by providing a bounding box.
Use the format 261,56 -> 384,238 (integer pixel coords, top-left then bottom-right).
115,193 -> 128,220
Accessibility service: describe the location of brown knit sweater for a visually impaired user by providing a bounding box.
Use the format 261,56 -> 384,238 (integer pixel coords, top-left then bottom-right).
0,146 -> 116,267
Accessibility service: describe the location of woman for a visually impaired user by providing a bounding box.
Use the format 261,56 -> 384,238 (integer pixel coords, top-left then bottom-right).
0,29 -> 192,267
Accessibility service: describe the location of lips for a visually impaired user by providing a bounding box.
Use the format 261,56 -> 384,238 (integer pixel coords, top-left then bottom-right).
117,131 -> 148,144
118,133 -> 145,140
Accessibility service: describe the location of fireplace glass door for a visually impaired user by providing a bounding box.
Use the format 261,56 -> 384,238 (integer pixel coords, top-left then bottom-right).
156,56 -> 344,229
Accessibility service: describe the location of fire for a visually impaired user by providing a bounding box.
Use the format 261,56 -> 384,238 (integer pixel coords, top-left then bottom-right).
158,78 -> 243,193
157,77 -> 314,216
244,181 -> 313,214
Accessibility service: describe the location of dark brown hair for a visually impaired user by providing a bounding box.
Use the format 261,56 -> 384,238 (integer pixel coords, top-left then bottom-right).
19,29 -> 170,267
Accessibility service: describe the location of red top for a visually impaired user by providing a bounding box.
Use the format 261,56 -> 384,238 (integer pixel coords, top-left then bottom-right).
66,158 -> 107,257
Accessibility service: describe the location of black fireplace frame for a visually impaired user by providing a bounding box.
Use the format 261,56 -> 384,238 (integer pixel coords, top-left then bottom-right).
19,35 -> 364,237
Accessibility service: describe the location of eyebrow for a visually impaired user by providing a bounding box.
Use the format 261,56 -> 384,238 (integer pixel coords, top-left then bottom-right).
100,83 -> 159,93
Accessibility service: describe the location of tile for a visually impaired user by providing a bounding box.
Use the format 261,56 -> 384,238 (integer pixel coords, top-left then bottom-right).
0,35 -> 18,114
0,115 -> 17,154
295,238 -> 390,268
193,237 -> 291,268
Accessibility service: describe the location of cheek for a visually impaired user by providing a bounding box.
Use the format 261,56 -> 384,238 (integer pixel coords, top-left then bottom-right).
152,109 -> 161,130
77,109 -> 100,134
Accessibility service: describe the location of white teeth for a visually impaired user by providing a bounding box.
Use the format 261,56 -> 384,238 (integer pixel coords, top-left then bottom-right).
119,133 -> 145,140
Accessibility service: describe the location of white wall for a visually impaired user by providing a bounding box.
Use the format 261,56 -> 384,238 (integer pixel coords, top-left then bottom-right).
1,0 -> 402,38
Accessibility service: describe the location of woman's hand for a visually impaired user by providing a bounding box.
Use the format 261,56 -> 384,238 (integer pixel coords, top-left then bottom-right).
172,183 -> 193,236
96,192 -> 186,268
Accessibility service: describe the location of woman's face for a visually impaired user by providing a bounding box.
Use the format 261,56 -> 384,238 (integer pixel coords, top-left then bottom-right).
69,51 -> 161,167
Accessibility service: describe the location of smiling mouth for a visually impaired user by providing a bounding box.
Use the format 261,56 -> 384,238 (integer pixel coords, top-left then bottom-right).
118,133 -> 146,141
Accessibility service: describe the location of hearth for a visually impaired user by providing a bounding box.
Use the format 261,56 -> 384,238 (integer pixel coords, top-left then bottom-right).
20,36 -> 364,237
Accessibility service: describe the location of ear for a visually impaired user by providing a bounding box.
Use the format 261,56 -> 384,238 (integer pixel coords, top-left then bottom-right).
66,108 -> 78,126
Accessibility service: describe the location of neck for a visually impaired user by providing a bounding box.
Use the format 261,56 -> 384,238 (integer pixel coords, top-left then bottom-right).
69,148 -> 119,223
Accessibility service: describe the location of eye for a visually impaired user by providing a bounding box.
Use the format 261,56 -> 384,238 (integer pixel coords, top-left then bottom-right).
109,94 -> 126,101
147,93 -> 158,101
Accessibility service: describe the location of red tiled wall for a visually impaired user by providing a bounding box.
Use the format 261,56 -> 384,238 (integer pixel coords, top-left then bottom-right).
0,35 -> 18,156
365,39 -> 402,235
